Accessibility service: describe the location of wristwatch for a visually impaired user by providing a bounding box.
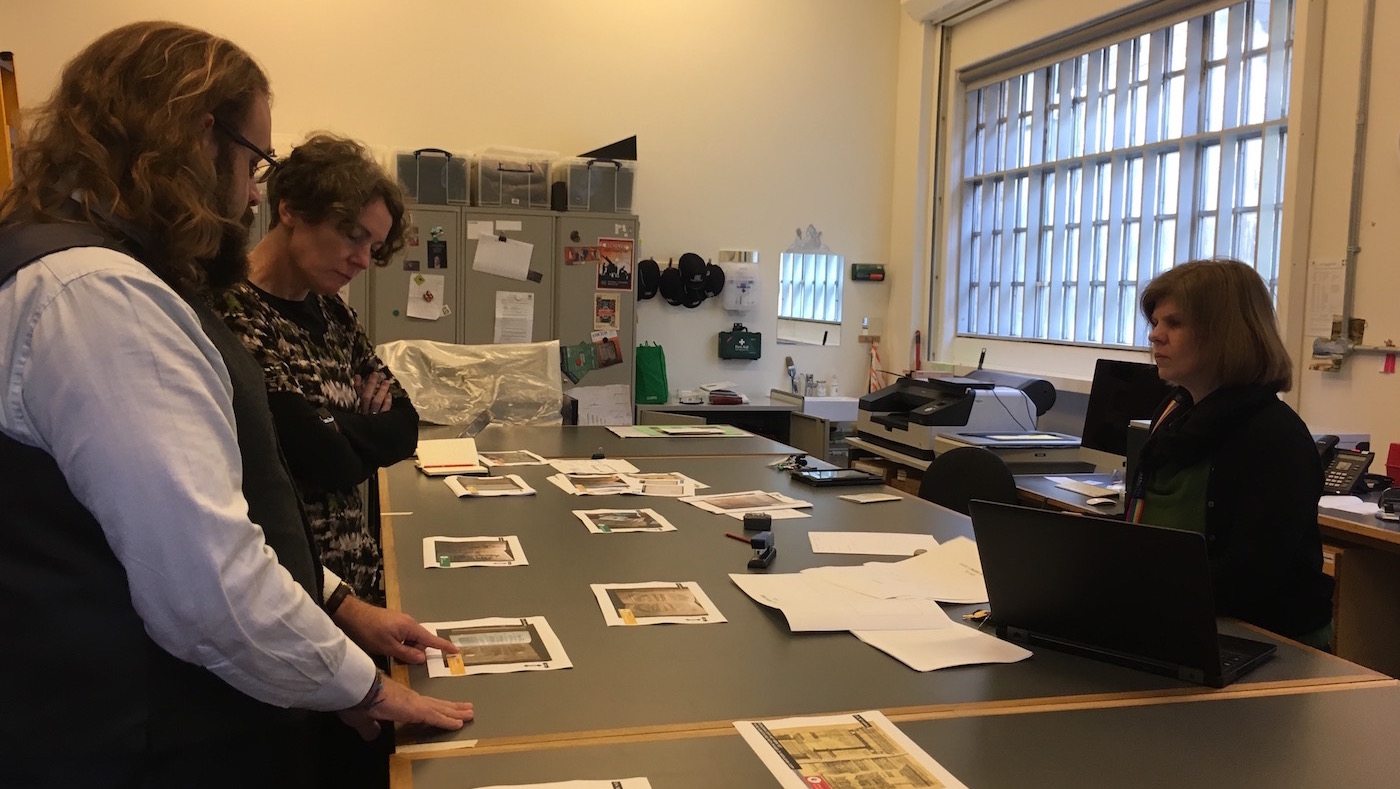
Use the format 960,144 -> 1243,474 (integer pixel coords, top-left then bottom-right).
325,581 -> 355,616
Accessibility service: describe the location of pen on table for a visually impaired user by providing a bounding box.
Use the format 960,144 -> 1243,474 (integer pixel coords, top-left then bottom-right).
724,532 -> 752,545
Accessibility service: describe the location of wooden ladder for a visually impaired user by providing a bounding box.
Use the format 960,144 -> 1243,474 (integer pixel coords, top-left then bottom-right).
1,51 -> 18,193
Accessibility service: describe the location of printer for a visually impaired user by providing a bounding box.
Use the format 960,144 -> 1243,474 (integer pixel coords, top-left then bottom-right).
856,374 -> 1082,470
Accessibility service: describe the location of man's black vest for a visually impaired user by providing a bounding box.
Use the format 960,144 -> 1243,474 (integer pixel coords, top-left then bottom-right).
0,219 -> 325,771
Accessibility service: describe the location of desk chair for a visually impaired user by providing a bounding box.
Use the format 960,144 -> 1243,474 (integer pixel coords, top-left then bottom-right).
917,446 -> 1018,515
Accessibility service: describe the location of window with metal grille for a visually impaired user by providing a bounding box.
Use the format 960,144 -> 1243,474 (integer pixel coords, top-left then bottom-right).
957,0 -> 1292,347
779,250 -> 844,324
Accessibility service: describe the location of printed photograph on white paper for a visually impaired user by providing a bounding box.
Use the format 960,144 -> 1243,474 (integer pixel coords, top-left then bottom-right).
546,473 -> 642,496
591,582 -> 726,626
423,616 -> 571,677
445,474 -> 536,497
478,449 -> 548,467
625,471 -> 708,497
682,489 -> 812,514
735,710 -> 968,789
574,508 -> 677,534
422,536 -> 527,568
476,779 -> 652,789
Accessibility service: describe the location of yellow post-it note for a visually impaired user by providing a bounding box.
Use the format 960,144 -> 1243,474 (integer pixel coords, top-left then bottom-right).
618,608 -> 638,625
446,653 -> 466,675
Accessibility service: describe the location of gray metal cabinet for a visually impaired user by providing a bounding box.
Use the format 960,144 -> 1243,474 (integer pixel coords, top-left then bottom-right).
458,208 -> 556,343
554,212 -> 638,393
368,205 -> 460,345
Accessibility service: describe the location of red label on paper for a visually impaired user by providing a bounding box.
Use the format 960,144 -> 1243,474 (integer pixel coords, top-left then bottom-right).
801,776 -> 833,789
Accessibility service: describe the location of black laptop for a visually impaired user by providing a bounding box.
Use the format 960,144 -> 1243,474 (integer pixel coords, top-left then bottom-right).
967,500 -> 1276,688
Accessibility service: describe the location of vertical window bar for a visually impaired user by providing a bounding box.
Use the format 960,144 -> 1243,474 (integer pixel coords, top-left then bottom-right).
1264,0 -> 1291,121
1215,135 -> 1240,257
1047,166 -> 1070,340
1102,155 -> 1128,343
1144,29 -> 1169,146
1181,16 -> 1207,139
996,173 -> 1021,333
1222,3 -> 1248,130
1082,51 -> 1104,156
976,176 -> 998,334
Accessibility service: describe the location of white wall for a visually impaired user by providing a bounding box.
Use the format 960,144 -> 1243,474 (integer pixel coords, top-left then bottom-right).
883,0 -> 1400,454
3,0 -> 901,401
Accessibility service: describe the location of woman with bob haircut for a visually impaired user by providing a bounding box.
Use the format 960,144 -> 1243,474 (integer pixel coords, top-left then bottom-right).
217,133 -> 415,609
1126,257 -> 1333,648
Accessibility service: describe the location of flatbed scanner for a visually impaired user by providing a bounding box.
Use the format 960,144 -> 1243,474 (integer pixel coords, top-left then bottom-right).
856,374 -> 1075,462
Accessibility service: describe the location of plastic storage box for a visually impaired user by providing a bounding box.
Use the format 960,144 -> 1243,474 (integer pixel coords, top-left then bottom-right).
472,147 -> 553,210
396,148 -> 469,205
554,156 -> 636,213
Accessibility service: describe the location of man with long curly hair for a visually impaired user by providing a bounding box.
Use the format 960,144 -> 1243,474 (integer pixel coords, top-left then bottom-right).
0,22 -> 472,787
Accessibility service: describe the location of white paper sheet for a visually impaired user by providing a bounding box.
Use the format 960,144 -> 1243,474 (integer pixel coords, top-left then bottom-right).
406,273 -> 446,320
466,220 -> 495,240
423,535 -> 527,568
808,531 -> 939,556
566,384 -> 634,426
681,490 -> 812,515
1319,495 -> 1381,515
548,458 -> 639,474
423,616 -> 571,677
477,449 -> 548,467
799,536 -> 987,604
729,573 -> 952,631
472,235 -> 534,281
735,710 -> 969,789
494,291 -> 534,343
722,508 -> 809,521
1306,259 -> 1346,338
853,624 -> 1032,671
573,508 -> 678,534
590,581 -> 726,626
444,474 -> 536,497
475,780 -> 651,789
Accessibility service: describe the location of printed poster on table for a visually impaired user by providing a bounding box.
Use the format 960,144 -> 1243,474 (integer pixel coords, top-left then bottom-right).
596,237 -> 633,290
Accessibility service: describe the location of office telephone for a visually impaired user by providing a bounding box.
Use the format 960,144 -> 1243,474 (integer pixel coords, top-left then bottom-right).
1316,435 -> 1385,495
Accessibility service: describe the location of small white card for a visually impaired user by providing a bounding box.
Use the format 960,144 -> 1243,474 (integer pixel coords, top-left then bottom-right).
591,582 -> 726,626
423,536 -> 527,568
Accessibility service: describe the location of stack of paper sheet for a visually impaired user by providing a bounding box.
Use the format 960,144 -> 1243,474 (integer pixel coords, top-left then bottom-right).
415,438 -> 487,476
547,471 -> 708,498
680,490 -> 812,520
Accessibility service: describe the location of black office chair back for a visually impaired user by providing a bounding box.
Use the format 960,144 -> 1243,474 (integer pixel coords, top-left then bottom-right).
917,446 -> 1018,515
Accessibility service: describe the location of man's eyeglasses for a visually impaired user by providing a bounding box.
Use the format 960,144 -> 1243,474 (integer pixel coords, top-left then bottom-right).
213,116 -> 279,183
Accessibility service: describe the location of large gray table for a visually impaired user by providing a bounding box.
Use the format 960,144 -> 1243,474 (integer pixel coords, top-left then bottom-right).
395,682 -> 1400,788
380,456 -> 1380,750
423,424 -> 800,458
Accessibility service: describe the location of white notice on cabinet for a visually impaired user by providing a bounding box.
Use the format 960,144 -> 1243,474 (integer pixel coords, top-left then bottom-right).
406,273 -> 445,320
494,291 -> 534,343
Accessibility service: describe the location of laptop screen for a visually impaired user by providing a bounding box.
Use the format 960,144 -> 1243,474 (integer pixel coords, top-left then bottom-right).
968,501 -> 1225,676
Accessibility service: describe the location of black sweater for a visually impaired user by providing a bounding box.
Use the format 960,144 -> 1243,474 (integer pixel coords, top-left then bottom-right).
1136,385 -> 1333,639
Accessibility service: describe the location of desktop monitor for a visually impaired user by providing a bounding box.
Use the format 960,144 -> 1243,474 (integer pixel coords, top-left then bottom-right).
1080,359 -> 1173,459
